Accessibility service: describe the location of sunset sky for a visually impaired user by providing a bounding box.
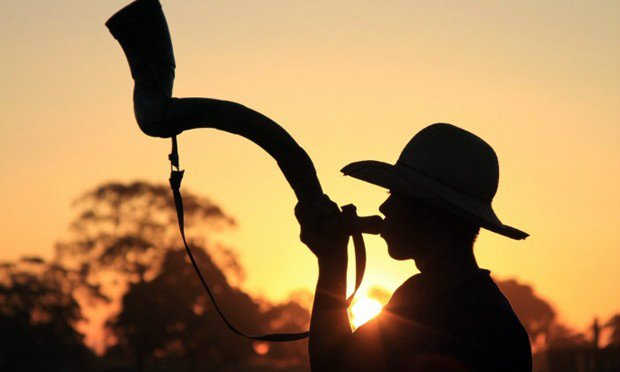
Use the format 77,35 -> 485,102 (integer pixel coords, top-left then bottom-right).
1,0 -> 619,334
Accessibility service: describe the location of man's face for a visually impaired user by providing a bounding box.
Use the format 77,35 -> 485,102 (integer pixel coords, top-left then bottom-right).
379,192 -> 440,261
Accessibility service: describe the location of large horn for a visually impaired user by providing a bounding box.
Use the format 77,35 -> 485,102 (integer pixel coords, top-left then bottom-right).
105,0 -> 382,343
106,0 -> 324,201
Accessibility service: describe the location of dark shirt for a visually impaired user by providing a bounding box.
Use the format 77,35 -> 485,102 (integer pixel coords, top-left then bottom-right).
348,269 -> 532,372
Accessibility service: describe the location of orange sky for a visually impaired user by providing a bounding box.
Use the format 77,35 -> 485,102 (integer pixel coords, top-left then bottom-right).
1,0 -> 619,332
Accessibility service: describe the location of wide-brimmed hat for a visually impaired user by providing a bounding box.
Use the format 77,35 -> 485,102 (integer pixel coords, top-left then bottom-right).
341,123 -> 528,240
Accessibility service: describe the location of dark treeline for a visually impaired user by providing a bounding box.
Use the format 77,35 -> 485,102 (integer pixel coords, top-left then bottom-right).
0,181 -> 618,371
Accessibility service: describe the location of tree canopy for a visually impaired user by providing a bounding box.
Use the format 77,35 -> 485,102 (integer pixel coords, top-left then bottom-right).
0,258 -> 94,371
55,180 -> 236,284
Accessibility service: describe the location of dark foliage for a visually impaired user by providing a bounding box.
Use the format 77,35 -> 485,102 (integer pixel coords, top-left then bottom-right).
105,246 -> 309,371
607,314 -> 620,346
55,181 -> 235,284
50,180 -> 310,371
0,259 -> 94,371
497,278 -> 556,344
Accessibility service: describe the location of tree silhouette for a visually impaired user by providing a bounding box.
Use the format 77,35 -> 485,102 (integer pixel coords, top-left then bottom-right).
106,246 -> 310,371
51,181 -> 238,368
0,257 -> 95,371
497,278 -> 556,347
606,314 -> 620,346
546,323 -> 588,348
107,247 -> 260,371
260,297 -> 310,368
55,181 -> 235,285
496,277 -> 594,352
50,180 -> 310,371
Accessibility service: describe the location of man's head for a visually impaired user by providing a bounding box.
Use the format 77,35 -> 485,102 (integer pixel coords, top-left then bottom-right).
342,123 -> 528,241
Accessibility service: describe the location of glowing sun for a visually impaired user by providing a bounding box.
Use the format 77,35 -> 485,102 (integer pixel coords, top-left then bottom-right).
350,296 -> 383,328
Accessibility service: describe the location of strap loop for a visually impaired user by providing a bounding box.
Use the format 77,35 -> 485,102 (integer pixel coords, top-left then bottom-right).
341,204 -> 366,306
168,136 -> 367,341
169,135 -> 179,170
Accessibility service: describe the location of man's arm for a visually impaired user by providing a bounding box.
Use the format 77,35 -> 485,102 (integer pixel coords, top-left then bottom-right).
295,196 -> 356,371
310,254 -> 352,371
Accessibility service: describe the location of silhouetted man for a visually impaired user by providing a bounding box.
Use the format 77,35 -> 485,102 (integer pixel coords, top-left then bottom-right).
295,123 -> 532,372
104,1 -> 531,368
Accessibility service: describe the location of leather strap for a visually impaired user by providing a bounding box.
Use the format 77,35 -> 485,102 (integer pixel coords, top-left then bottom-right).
168,135 -> 367,342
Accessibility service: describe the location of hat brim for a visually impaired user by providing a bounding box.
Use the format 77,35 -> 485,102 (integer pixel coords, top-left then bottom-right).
341,161 -> 528,240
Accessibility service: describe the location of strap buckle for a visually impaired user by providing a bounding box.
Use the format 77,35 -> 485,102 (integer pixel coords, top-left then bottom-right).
169,135 -> 180,171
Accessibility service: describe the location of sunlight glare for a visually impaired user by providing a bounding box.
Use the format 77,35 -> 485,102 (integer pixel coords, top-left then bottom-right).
350,297 -> 383,328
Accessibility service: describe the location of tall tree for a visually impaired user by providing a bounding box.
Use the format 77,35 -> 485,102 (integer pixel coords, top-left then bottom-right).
54,180 -> 311,371
106,247 -> 261,371
107,246 -> 311,372
497,278 -> 556,346
606,314 -> 620,346
55,181 -> 235,285
497,278 -> 591,351
0,257 -> 94,371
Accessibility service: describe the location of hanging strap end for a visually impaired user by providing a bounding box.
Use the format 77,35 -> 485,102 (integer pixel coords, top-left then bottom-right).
169,169 -> 185,190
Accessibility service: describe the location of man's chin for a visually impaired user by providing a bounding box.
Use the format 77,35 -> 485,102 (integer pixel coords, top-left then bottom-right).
387,246 -> 410,261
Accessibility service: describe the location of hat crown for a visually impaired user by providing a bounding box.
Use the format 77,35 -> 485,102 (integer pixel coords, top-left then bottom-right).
397,123 -> 499,203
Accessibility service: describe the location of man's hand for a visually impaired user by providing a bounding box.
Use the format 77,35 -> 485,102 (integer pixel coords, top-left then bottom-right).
294,194 -> 349,261
296,195 -> 354,371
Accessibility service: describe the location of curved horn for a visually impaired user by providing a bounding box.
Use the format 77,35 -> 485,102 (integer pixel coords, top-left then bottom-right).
106,0 -> 323,202
105,0 -> 382,343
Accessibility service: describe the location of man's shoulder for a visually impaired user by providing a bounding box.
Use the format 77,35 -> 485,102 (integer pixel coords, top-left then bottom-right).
459,269 -> 513,308
354,270 -> 531,372
387,270 -> 512,310
384,269 -> 529,342
382,273 -> 426,311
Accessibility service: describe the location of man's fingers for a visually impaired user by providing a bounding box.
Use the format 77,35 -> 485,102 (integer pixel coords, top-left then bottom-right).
295,195 -> 350,258
295,194 -> 348,247
295,195 -> 340,224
